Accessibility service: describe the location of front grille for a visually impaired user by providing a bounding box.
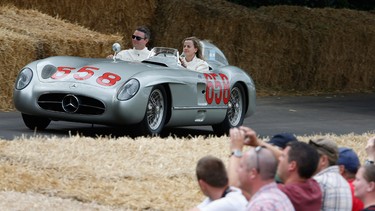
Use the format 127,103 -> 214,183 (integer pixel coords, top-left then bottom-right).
38,93 -> 105,115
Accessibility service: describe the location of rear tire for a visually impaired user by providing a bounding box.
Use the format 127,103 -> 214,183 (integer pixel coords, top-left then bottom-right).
22,113 -> 51,130
212,83 -> 246,136
137,85 -> 168,136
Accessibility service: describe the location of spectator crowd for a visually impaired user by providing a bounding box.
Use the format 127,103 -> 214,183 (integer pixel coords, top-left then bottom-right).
189,126 -> 375,211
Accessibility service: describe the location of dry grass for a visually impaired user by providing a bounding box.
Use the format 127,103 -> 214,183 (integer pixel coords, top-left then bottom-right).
0,133 -> 373,210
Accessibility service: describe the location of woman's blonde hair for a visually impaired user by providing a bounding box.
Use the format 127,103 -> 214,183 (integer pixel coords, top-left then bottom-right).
182,36 -> 205,60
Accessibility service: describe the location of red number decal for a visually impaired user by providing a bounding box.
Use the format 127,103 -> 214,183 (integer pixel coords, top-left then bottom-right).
51,66 -> 75,79
52,66 -> 122,86
212,74 -> 224,104
204,73 -> 214,104
204,73 -> 230,105
73,66 -> 98,80
96,72 -> 121,86
219,73 -> 230,104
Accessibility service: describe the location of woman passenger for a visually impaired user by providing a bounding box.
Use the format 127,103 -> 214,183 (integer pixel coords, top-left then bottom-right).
179,36 -> 209,73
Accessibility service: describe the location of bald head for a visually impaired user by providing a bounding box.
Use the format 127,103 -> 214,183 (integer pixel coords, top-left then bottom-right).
245,147 -> 277,180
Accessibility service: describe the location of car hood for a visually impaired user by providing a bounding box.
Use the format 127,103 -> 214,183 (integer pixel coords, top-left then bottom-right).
34,56 -> 169,88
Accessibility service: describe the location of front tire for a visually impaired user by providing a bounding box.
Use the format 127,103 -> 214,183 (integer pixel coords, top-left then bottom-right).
138,85 -> 168,136
22,113 -> 51,130
212,83 -> 246,136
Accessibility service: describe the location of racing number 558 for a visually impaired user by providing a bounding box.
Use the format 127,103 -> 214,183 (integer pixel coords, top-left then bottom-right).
204,73 -> 230,105
51,66 -> 121,86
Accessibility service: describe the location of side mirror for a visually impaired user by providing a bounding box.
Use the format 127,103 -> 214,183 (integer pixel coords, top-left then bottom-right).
112,43 -> 121,62
112,43 -> 121,53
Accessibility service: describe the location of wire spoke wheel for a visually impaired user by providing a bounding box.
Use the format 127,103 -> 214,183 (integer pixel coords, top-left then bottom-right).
146,89 -> 165,131
228,86 -> 243,126
212,83 -> 245,136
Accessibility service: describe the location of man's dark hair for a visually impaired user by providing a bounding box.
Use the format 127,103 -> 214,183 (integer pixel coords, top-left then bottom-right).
136,26 -> 151,40
196,155 -> 228,187
287,141 -> 319,179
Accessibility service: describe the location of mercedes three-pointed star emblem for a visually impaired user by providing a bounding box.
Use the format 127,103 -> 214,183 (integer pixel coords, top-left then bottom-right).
62,94 -> 80,113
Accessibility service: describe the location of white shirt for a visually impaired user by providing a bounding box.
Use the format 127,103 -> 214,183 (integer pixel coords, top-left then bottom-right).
182,55 -> 210,73
197,186 -> 247,211
115,47 -> 150,62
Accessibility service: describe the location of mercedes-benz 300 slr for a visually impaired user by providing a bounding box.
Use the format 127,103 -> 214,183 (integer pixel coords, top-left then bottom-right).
13,41 -> 256,136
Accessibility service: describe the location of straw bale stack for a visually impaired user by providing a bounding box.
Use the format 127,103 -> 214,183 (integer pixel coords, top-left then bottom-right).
0,5 -> 122,110
0,28 -> 38,111
253,6 -> 375,92
0,1 -> 374,109
0,0 -> 158,47
153,1 -> 375,93
0,5 -> 122,58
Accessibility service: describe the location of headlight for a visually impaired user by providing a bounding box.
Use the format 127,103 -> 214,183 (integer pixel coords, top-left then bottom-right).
15,68 -> 33,90
41,64 -> 57,79
117,79 -> 140,101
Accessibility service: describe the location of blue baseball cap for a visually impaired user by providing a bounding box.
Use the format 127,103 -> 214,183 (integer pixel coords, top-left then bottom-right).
338,147 -> 360,173
268,133 -> 298,149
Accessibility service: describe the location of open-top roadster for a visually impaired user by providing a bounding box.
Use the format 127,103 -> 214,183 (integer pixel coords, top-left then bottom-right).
13,41 -> 256,136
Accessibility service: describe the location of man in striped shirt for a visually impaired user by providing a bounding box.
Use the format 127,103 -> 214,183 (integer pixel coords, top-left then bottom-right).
310,138 -> 352,211
228,127 -> 295,211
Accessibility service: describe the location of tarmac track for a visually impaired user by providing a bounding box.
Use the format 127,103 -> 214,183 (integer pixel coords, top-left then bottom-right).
0,93 -> 374,140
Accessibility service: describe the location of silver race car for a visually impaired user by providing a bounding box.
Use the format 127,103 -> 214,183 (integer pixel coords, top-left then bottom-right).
13,41 -> 256,136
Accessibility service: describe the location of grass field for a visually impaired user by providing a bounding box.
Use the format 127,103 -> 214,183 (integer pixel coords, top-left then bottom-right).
0,132 -> 373,210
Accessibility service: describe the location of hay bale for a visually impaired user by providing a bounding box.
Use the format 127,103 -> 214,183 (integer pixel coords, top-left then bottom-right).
153,1 -> 375,93
254,6 -> 375,92
0,0 -> 158,47
0,5 -> 123,58
0,28 -> 37,111
0,133 -> 373,210
0,5 -> 123,110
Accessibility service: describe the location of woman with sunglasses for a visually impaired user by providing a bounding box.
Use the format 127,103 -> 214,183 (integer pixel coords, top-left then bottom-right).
107,26 -> 151,62
179,36 -> 209,73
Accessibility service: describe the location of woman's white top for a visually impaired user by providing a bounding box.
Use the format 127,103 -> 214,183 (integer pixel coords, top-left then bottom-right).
182,55 -> 210,73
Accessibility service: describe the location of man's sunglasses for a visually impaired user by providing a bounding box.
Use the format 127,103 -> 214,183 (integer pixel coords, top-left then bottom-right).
132,35 -> 145,41
255,146 -> 265,173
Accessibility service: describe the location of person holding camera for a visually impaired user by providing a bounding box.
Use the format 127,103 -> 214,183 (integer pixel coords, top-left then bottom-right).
228,126 -> 322,211
228,127 -> 295,210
